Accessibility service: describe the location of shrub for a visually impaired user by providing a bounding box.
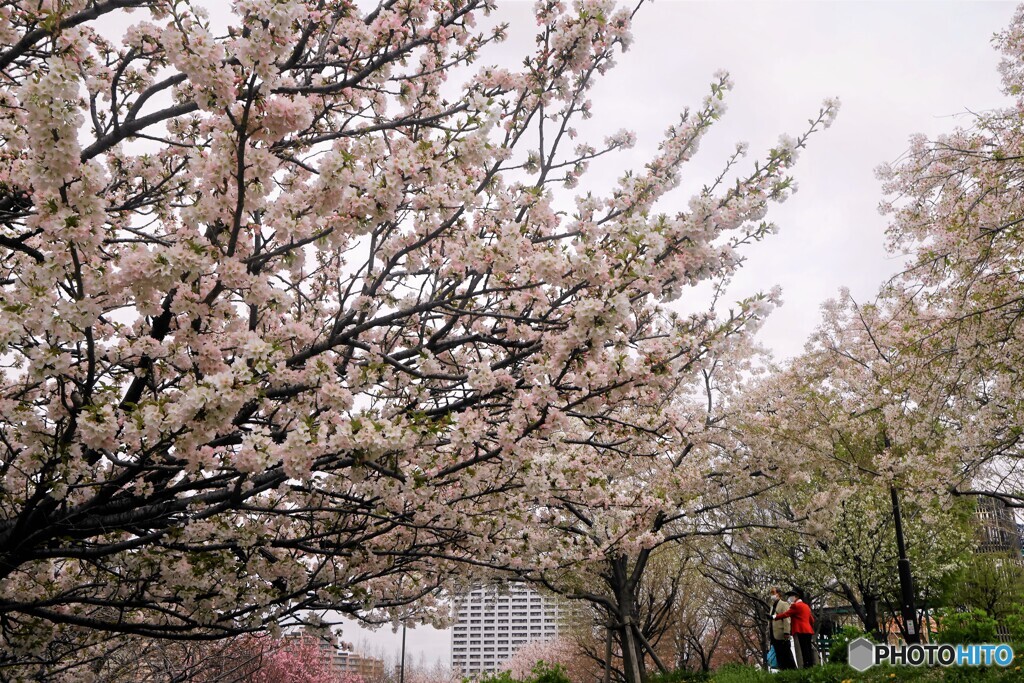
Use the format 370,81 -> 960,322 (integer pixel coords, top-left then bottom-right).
773,662 -> 860,683
476,672 -> 517,683
476,661 -> 571,683
936,609 -> 999,645
1005,608 -> 1024,643
646,668 -> 712,683
829,626 -> 876,665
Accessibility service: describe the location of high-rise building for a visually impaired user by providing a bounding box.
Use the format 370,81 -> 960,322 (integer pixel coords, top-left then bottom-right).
450,583 -> 567,677
975,496 -> 1023,554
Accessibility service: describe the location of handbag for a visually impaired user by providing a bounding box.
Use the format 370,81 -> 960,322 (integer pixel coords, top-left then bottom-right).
766,644 -> 778,669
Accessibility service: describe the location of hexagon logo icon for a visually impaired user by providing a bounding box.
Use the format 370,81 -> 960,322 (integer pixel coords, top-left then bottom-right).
848,637 -> 875,672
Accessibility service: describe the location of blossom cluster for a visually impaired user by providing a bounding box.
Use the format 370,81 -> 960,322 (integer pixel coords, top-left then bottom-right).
0,0 -> 835,677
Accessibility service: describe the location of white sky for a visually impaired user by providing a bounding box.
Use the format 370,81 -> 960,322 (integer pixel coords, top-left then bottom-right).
335,0 -> 1017,666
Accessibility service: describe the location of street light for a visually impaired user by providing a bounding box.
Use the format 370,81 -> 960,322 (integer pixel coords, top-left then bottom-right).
890,486 -> 921,644
399,623 -> 407,683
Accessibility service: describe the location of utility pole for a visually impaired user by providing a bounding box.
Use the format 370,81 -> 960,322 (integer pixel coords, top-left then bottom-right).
399,623 -> 407,683
890,486 -> 921,644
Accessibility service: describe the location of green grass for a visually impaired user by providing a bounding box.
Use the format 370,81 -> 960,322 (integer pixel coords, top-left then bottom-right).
646,661 -> 1024,683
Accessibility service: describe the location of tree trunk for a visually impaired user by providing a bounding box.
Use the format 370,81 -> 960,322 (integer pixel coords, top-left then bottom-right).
604,553 -> 651,683
616,568 -> 646,683
841,582 -> 882,639
620,618 -> 644,683
864,594 -> 882,639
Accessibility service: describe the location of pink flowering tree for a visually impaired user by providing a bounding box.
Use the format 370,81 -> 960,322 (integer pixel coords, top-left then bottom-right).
720,9 -> 1024,649
733,299 -> 976,641
490,187 -> 842,683
0,0 -> 835,677
868,6 -> 1024,507
745,37 -> 1024,656
502,636 -> 598,682
250,634 -> 362,683
486,104 -> 848,674
183,632 -> 365,683
746,5 -> 1024,519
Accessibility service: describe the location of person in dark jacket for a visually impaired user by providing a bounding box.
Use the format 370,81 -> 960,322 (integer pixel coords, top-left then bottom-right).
774,591 -> 815,668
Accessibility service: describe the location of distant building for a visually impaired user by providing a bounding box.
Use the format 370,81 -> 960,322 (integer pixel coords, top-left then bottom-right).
450,584 -> 568,678
284,627 -> 384,679
338,650 -> 385,679
975,497 -> 1022,554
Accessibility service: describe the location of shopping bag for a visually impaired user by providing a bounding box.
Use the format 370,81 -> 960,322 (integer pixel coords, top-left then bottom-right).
766,644 -> 778,669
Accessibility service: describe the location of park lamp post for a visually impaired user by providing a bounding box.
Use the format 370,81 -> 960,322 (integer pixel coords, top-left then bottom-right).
399,623 -> 407,683
890,486 -> 921,644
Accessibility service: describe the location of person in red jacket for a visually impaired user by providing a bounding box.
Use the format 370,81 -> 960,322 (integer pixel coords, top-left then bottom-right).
774,591 -> 815,668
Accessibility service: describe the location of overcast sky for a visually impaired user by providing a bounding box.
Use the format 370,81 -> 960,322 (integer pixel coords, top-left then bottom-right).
330,0 -> 1017,667
560,0 -> 1015,363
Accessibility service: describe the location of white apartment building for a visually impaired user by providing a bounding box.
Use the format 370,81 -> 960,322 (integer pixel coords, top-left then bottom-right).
450,583 -> 567,677
282,628 -> 385,679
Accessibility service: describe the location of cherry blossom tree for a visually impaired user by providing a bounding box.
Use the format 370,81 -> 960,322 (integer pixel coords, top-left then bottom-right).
251,633 -> 363,683
803,489 -> 971,639
621,10 -> 1024,674
870,8 -> 1024,506
722,11 -> 1024,654
697,531 -> 780,670
502,636 -> 599,682
21,630 -> 364,682
512,295 -> 841,683
801,5 -> 1024,508
0,0 -> 835,677
738,320 -> 978,640
747,6 -> 1024,647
